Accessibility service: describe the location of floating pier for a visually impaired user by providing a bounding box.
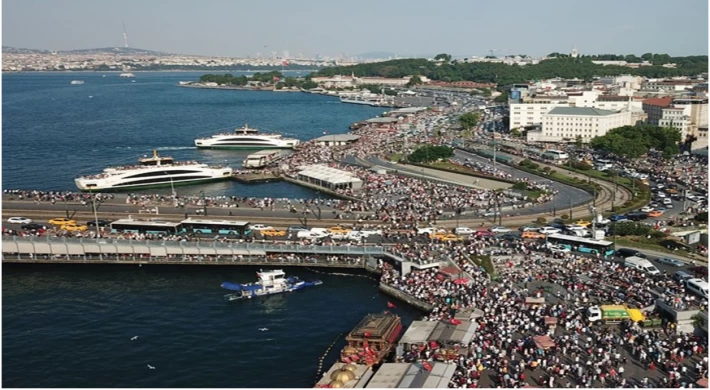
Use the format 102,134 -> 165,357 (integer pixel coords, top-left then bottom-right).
231,173 -> 282,184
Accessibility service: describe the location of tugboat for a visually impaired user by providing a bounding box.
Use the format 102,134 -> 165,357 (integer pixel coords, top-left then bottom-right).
221,269 -> 322,301
340,312 -> 403,367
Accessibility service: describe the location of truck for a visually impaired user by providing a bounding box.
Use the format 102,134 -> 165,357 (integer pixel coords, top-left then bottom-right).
586,305 -> 646,325
624,256 -> 661,275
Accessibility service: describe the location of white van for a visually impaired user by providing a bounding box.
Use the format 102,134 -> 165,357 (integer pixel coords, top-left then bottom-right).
686,278 -> 709,299
624,256 -> 661,275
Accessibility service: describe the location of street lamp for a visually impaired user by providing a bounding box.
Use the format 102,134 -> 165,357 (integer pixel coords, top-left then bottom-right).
199,190 -> 207,216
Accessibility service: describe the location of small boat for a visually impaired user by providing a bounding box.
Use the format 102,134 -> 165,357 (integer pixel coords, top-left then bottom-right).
70,80 -> 84,85
221,269 -> 322,301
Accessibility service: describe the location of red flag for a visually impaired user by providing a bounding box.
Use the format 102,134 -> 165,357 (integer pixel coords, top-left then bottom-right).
364,331 -> 372,338
450,318 -> 463,325
272,76 -> 279,81
419,344 -> 427,351
342,357 -> 351,364
387,302 -> 396,309
363,339 -> 369,350
282,61 -> 289,66
350,354 -> 360,361
422,361 -> 433,372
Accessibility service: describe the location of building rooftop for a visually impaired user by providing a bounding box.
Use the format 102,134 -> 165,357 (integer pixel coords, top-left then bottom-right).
365,117 -> 400,124
547,107 -> 619,116
643,97 -> 674,107
312,134 -> 361,142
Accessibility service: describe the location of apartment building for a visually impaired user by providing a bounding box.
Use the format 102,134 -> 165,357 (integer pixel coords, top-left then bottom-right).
642,97 -> 674,125
527,107 -> 632,143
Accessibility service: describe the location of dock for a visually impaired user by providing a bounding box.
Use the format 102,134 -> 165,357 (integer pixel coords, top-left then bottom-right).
231,173 -> 282,183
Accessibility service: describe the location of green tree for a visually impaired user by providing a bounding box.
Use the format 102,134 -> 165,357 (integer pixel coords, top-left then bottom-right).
407,145 -> 454,163
406,75 -> 423,87
575,135 -> 583,148
459,112 -> 481,130
590,124 -> 681,159
434,53 -> 452,62
493,92 -> 508,103
510,128 -> 521,138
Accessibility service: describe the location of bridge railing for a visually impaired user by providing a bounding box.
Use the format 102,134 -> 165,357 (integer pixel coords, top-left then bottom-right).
2,236 -> 389,257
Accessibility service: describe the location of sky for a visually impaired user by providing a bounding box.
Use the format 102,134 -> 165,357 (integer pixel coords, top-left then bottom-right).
2,0 -> 709,58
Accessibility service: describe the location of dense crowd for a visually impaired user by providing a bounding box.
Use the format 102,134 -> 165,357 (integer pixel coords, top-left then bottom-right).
379,237 -> 709,388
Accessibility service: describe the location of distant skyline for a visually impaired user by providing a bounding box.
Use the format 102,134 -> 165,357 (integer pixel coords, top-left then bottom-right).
3,0 -> 708,58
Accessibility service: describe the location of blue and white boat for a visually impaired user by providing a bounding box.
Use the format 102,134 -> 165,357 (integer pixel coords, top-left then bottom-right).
221,269 -> 322,301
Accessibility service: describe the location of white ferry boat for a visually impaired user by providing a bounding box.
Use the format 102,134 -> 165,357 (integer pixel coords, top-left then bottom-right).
70,80 -> 85,85
221,269 -> 322,301
242,149 -> 290,168
194,124 -> 300,150
74,150 -> 232,191
119,72 -> 136,78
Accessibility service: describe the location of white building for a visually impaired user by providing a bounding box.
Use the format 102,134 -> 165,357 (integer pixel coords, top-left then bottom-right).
527,107 -> 632,143
659,107 -> 691,140
509,97 -> 569,130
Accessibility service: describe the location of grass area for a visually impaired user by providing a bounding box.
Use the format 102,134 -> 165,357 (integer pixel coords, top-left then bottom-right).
470,255 -> 497,278
522,189 -> 544,201
429,161 -> 484,175
389,153 -> 402,162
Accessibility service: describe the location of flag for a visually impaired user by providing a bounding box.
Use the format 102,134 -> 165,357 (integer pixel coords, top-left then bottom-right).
272,76 -> 279,82
387,302 -> 396,309
422,361 -> 433,372
342,357 -> 351,364
450,318 -> 463,325
282,61 -> 289,66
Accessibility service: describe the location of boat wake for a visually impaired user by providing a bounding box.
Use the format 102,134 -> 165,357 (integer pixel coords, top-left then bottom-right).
155,146 -> 197,151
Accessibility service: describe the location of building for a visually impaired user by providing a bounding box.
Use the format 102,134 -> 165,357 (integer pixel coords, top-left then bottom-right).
313,134 -> 361,146
426,80 -> 496,89
642,97 -> 674,125
310,74 -> 358,88
509,96 -> 569,130
528,107 -> 632,143
659,107 -> 691,140
295,165 -> 364,191
642,79 -> 695,92
364,362 -> 457,388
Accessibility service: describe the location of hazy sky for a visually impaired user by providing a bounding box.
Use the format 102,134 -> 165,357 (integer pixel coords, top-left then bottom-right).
3,0 -> 708,57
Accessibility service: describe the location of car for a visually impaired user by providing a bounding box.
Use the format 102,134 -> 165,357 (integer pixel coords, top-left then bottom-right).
7,217 -> 32,224
260,228 -> 287,237
287,226 -> 308,233
663,198 -> 673,205
640,206 -> 654,213
689,266 -> 709,278
455,227 -> 475,235
538,226 -> 561,235
86,219 -> 112,227
474,230 -> 496,238
358,229 -> 383,237
21,223 -> 47,230
296,231 -> 321,239
648,210 -> 663,218
609,215 -> 628,222
616,248 -> 647,259
328,226 -> 352,235
548,244 -> 571,254
656,257 -> 685,267
565,224 -> 586,231
417,227 -> 446,235
61,223 -> 88,232
573,220 -> 592,228
48,218 -> 76,226
439,234 -> 463,242
655,192 -> 666,198
250,224 -> 273,231
488,226 -> 511,233
518,226 -> 539,232
501,232 -> 521,241
522,231 -> 546,239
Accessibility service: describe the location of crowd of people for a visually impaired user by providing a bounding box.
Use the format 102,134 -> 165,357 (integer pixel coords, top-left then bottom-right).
379,236 -> 708,388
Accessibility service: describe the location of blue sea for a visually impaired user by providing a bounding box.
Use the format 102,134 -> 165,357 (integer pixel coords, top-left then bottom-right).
1,73 -> 420,388
1,71 -> 383,197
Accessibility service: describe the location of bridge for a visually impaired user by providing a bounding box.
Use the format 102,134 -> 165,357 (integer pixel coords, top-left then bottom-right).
1,236 -> 427,268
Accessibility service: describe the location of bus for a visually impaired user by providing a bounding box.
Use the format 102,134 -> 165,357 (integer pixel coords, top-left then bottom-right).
546,233 -> 615,257
180,219 -> 251,236
110,219 -> 184,235
542,149 -> 570,162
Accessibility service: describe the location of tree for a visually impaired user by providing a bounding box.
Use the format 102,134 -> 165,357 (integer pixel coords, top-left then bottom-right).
459,112 -> 481,130
590,124 -> 681,159
406,75 -> 423,87
493,92 -> 508,103
407,145 -> 454,163
575,135 -> 583,148
510,128 -> 521,138
434,53 -> 452,62
301,80 -> 318,90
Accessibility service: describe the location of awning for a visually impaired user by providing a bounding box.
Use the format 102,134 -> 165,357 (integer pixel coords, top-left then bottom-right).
533,335 -> 555,350
2,241 -> 19,253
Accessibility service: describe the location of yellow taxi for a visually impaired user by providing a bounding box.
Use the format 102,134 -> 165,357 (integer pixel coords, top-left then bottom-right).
430,233 -> 462,242
261,228 -> 287,237
574,220 -> 592,228
328,226 -> 352,235
61,223 -> 88,232
522,231 -> 546,239
48,218 -> 76,226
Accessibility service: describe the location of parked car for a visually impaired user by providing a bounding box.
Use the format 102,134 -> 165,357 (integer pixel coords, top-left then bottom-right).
640,206 -> 654,213
488,226 -> 511,233
522,231 -> 546,239
656,257 -> 684,267
7,216 -> 33,224
538,226 -> 561,235
616,248 -> 647,259
48,218 -> 75,226
261,228 -> 287,237
250,224 -> 273,231
287,226 -> 308,233
86,219 -> 112,227
474,230 -> 496,238
518,226 -> 539,232
454,227 -> 475,235
609,215 -> 628,222
61,223 -> 88,232
548,244 -> 571,254
21,223 -> 47,230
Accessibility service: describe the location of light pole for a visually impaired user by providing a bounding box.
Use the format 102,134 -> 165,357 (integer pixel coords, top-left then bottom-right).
89,189 -> 101,239
199,190 -> 207,216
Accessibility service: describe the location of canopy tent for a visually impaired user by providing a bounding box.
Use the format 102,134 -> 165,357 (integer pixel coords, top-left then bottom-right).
533,335 -> 556,350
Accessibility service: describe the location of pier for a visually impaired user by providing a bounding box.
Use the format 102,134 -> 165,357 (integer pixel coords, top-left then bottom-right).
231,172 -> 282,183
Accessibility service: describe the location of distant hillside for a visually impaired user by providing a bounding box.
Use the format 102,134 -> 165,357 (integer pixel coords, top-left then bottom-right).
2,46 -> 171,56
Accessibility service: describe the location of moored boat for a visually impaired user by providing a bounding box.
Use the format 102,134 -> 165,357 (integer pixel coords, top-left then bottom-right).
339,312 -> 403,367
221,269 -> 322,301
195,124 -> 300,150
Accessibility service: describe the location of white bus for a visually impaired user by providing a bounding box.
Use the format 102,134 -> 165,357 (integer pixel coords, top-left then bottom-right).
542,150 -> 570,161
